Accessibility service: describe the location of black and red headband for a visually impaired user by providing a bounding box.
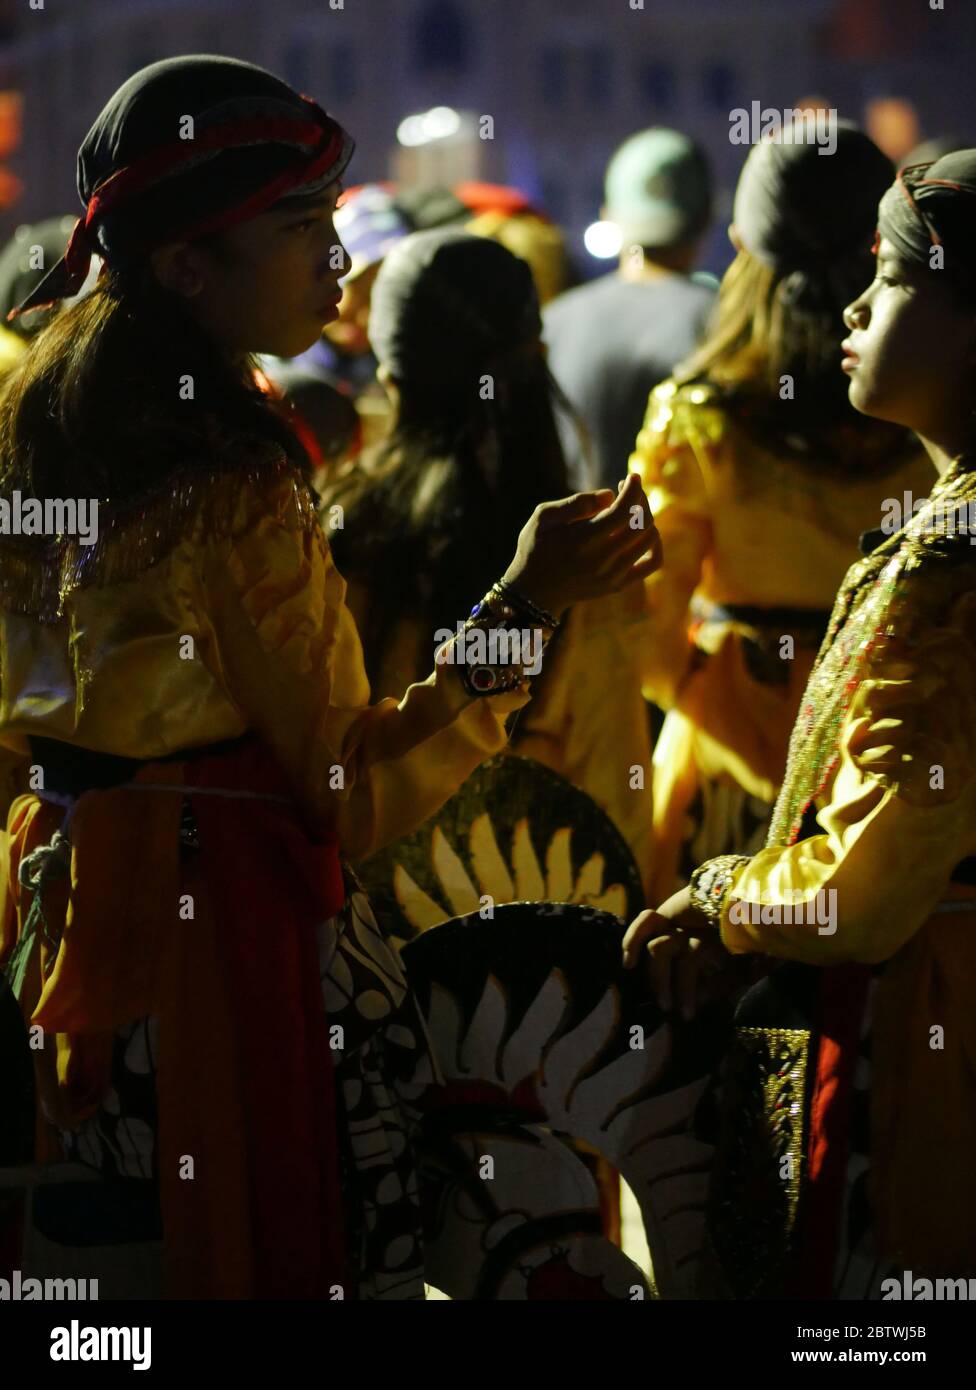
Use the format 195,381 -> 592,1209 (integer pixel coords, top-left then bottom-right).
10,56 -> 354,320
875,150 -> 976,285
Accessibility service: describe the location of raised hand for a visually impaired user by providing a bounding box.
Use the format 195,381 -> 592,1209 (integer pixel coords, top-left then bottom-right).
502,473 -> 662,618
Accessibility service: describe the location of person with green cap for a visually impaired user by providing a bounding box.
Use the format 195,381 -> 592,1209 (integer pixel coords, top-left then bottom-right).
543,127 -> 716,491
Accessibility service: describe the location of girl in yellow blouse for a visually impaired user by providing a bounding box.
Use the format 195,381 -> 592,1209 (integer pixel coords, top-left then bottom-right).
0,57 -> 659,1300
624,149 -> 976,1296
630,122 -> 929,905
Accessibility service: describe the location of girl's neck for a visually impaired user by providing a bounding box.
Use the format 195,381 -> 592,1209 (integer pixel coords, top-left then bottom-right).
919,429 -> 972,478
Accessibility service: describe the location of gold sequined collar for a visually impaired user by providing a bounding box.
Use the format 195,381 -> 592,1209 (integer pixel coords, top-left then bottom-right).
768,456 -> 976,846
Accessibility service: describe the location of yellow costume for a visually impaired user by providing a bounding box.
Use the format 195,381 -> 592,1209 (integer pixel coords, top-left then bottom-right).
0,433 -> 528,1296
340,574 -> 655,897
0,440 -> 525,850
694,456 -> 976,1286
629,378 -> 931,901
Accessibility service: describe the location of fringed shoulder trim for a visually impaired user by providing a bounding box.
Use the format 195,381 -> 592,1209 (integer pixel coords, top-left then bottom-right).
0,435 -> 318,624
643,379 -> 728,453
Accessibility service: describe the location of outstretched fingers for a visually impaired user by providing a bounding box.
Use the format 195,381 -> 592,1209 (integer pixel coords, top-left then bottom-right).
536,488 -> 616,529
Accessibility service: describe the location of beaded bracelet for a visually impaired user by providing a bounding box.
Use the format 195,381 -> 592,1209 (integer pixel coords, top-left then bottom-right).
490,579 -> 560,632
689,854 -> 751,926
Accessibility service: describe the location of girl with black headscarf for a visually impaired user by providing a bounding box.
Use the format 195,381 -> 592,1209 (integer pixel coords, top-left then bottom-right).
0,56 -> 660,1299
628,120 -> 930,908
624,150 -> 976,1295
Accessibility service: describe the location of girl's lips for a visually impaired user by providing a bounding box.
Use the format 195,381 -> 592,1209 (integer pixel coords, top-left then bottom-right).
840,339 -> 860,371
317,287 -> 343,312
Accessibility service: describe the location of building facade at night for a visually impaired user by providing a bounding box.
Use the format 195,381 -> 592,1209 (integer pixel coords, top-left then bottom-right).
0,0 -> 972,268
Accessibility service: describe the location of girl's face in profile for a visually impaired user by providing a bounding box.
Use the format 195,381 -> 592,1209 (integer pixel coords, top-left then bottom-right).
155,181 -> 349,358
841,236 -> 976,442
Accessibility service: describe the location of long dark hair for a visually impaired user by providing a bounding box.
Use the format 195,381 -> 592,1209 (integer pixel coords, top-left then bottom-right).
329,230 -> 577,689
332,352 -> 573,689
675,249 -> 848,403
672,247 -> 913,470
0,264 -> 310,503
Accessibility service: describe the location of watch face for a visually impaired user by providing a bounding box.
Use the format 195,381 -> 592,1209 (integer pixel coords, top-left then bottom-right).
469,665 -> 498,692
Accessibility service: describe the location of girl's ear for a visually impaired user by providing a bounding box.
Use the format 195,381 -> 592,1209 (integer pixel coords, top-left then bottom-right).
149,243 -> 205,298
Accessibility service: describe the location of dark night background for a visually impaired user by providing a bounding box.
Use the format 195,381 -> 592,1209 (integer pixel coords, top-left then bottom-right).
0,0 -> 972,277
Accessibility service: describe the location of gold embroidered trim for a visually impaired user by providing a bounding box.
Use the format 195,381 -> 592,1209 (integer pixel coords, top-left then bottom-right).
768,458 -> 976,846
709,1025 -> 810,1299
691,854 -> 751,925
0,441 -> 317,625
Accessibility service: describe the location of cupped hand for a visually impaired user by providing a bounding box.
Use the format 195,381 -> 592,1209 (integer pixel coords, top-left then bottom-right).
622,887 -> 731,1020
503,472 -> 662,617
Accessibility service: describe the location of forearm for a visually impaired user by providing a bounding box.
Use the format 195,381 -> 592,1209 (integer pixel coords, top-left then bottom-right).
330,658 -> 529,860
692,781 -> 975,965
326,588 -> 557,858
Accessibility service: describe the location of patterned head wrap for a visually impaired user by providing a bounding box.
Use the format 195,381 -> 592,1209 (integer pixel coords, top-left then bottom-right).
876,150 -> 976,296
9,54 -> 354,320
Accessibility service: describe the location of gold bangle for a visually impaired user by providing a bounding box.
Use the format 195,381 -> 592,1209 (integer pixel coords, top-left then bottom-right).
690,854 -> 751,926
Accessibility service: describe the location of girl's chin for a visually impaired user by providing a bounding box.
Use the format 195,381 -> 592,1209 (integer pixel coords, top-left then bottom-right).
845,372 -> 874,413
272,322 -> 334,357
847,378 -> 907,429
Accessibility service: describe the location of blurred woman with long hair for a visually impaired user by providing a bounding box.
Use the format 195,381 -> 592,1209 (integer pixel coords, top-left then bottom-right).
629,120 -> 930,903
327,229 -> 656,887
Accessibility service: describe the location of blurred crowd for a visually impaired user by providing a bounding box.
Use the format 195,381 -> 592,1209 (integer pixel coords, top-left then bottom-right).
3,55 -> 976,1302
0,107 -> 966,990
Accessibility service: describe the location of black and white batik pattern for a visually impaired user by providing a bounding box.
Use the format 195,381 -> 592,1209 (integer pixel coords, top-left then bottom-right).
53,876 -> 432,1300
56,1018 -> 160,1181
314,876 -> 434,1301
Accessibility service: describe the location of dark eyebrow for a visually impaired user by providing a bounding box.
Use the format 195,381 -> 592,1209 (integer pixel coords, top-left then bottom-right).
269,186 -> 341,218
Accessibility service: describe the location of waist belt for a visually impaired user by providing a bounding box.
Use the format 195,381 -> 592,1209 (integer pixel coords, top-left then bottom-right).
699,602 -> 832,642
27,731 -> 258,798
6,730 -> 307,999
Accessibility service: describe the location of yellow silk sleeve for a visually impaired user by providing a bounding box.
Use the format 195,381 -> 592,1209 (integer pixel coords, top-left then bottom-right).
716,594 -> 976,964
191,464 -> 529,859
510,588 -> 655,892
628,382 -> 715,707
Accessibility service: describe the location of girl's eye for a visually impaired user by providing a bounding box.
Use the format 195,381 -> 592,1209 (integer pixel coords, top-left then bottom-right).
289,218 -> 318,233
875,273 -> 901,289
